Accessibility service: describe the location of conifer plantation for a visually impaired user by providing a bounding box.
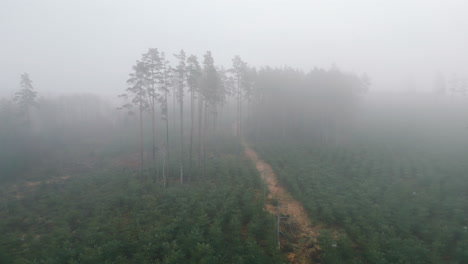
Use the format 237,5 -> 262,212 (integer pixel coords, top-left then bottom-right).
2,1 -> 468,263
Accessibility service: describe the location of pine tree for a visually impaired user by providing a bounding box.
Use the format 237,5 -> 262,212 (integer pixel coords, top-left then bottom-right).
174,50 -> 187,184
142,48 -> 162,176
186,55 -> 202,182
231,56 -> 248,137
125,61 -> 149,176
14,73 -> 38,128
434,72 -> 446,95
201,51 -> 221,180
159,52 -> 171,187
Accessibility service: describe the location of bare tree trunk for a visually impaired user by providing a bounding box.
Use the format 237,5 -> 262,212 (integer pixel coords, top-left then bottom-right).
219,103 -> 223,132
26,108 -> 31,132
237,82 -> 242,137
247,96 -> 250,131
151,105 -> 157,181
139,104 -> 144,177
225,98 -> 230,129
197,92 -> 203,168
162,144 -> 166,188
172,86 -> 177,145
161,59 -> 170,185
203,101 -> 208,182
237,77 -> 242,138
189,89 -> 194,183
213,105 -> 217,135
179,87 -> 184,184
237,79 -> 240,137
165,89 -> 170,183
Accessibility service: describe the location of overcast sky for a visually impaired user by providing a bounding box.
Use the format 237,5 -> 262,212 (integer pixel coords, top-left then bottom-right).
1,0 -> 467,96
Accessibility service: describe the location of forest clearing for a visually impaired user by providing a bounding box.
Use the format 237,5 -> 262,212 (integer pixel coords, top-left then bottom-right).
244,142 -> 322,264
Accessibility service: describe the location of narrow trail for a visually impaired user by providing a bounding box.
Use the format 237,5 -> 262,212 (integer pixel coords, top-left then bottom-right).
243,142 -> 322,264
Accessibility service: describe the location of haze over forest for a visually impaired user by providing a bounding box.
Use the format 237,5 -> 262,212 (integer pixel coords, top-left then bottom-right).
1,1 -> 468,264
1,0 -> 468,96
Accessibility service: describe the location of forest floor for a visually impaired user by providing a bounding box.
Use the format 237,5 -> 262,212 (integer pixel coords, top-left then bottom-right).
243,141 -> 322,264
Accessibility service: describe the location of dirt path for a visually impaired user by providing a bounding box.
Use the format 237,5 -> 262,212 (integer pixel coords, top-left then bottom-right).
243,142 -> 321,264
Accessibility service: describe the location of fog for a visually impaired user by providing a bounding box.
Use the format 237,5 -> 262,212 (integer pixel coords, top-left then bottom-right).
2,0 -> 467,96
1,1 -> 468,263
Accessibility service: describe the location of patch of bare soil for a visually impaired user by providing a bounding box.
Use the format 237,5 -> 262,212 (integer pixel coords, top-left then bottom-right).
111,152 -> 141,169
24,175 -> 72,187
8,175 -> 72,200
243,142 -> 322,264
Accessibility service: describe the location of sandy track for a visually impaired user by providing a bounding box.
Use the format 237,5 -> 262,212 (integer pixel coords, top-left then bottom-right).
243,142 -> 321,264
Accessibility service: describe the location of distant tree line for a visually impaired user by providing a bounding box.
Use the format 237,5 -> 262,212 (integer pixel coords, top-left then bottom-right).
1,52 -> 368,183
118,48 -> 369,186
434,72 -> 468,95
0,74 -> 117,182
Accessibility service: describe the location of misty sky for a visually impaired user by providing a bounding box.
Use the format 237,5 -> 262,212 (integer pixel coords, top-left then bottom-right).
1,0 -> 467,96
